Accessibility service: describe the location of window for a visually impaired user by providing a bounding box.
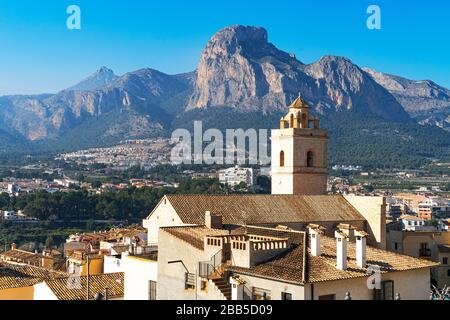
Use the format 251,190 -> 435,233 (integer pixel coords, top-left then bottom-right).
318,294 -> 336,300
290,114 -> 294,128
280,151 -> 285,167
306,151 -> 314,168
253,287 -> 271,300
443,257 -> 448,265
394,242 -> 398,251
148,280 -> 157,300
374,280 -> 394,300
420,243 -> 431,257
185,273 -> 196,290
447,269 -> 450,277
301,113 -> 307,128
281,292 -> 292,300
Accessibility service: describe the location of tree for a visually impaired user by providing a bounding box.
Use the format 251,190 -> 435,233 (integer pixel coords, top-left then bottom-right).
91,180 -> 102,189
86,218 -> 96,231
0,193 -> 10,209
45,235 -> 55,249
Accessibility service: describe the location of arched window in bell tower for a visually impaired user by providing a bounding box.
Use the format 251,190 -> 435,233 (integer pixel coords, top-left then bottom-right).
301,114 -> 307,128
290,114 -> 294,128
280,151 -> 285,167
307,151 -> 314,168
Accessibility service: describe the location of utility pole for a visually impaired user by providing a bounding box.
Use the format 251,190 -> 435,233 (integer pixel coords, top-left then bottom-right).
86,255 -> 90,301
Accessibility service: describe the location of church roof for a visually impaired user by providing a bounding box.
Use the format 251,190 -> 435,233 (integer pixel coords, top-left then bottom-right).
289,96 -> 310,109
158,194 -> 365,225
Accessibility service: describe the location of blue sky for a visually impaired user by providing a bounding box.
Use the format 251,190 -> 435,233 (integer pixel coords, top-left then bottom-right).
0,0 -> 449,95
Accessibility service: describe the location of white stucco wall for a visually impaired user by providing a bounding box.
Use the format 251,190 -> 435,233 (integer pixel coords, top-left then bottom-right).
143,197 -> 187,244
123,255 -> 158,300
233,274 -> 305,300
305,268 -> 431,300
104,255 -> 124,274
33,282 -> 58,300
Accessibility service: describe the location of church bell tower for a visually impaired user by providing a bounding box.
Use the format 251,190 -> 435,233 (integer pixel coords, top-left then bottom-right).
271,96 -> 328,195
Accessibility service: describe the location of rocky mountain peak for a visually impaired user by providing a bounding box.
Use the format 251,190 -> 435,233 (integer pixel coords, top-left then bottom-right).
66,66 -> 118,92
188,26 -> 410,122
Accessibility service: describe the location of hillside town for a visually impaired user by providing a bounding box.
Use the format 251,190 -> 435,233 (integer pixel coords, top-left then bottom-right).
0,97 -> 449,300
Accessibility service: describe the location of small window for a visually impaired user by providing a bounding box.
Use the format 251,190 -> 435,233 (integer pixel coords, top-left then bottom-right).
394,242 -> 398,251
447,269 -> 450,277
280,151 -> 285,167
443,257 -> 448,265
185,273 -> 196,290
281,292 -> 292,300
148,280 -> 157,300
307,151 -> 314,168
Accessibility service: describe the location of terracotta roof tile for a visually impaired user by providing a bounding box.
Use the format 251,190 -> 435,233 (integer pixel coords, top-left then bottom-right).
0,262 -> 68,290
159,194 -> 365,225
43,273 -> 124,300
163,225 -> 438,284
162,226 -> 232,250
227,229 -> 438,284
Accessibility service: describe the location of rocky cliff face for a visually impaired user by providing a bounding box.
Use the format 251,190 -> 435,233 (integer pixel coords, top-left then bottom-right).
187,25 -> 309,112
0,68 -> 190,141
363,67 -> 450,117
188,25 -> 411,122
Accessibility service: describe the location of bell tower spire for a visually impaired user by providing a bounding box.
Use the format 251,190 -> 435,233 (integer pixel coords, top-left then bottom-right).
271,97 -> 328,195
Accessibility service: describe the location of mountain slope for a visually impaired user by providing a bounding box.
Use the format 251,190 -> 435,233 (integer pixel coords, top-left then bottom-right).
66,67 -> 118,91
363,67 -> 450,126
187,25 -> 411,122
0,68 -> 191,141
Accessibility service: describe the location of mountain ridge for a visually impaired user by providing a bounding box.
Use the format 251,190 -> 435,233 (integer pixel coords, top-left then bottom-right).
0,25 -> 449,168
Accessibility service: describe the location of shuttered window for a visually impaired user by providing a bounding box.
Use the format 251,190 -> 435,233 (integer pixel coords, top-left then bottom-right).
148,281 -> 157,300
185,273 -> 196,290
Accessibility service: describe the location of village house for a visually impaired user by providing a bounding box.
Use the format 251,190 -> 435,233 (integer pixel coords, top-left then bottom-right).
0,262 -> 68,300
33,272 -> 124,300
0,244 -> 64,271
155,219 -> 436,300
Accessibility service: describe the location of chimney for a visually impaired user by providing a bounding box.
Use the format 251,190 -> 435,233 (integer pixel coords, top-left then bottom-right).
307,224 -> 326,257
205,211 -> 222,229
335,231 -> 348,270
355,230 -> 368,268
336,223 -> 356,238
11,243 -> 17,251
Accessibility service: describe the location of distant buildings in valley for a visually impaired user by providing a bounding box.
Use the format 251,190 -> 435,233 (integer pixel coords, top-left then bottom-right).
0,210 -> 39,223
218,166 -> 255,188
56,138 -> 173,169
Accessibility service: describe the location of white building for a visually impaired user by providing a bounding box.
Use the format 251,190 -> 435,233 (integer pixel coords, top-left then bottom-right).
34,273 -> 124,300
400,215 -> 435,231
218,166 -> 255,188
122,252 -> 158,300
